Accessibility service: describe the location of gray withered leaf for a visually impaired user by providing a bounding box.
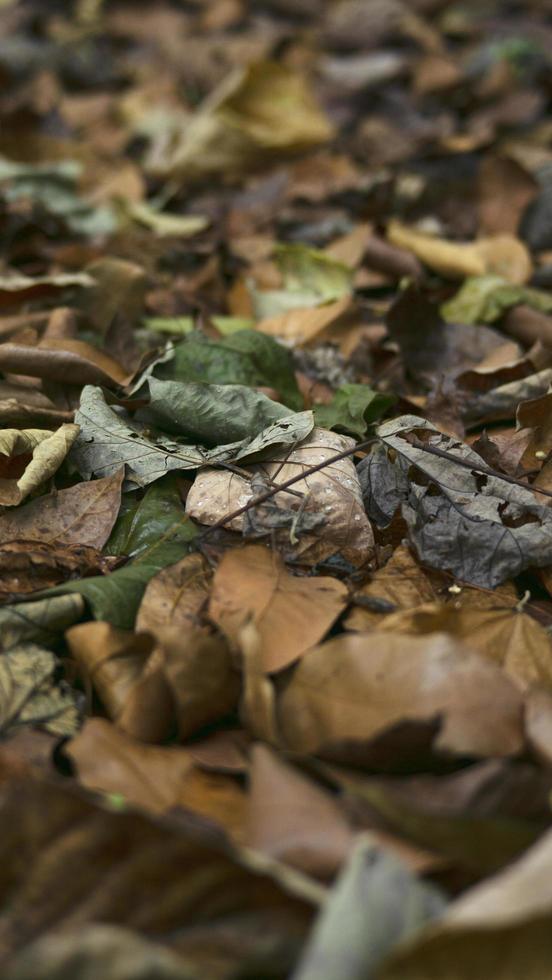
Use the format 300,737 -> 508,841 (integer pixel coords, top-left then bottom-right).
292,838 -> 445,980
359,415 -> 552,588
71,384 -> 313,490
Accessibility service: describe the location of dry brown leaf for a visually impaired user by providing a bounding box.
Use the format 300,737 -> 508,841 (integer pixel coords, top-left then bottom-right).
0,424 -> 79,506
66,621 -> 240,743
377,603 -> 552,693
477,154 -> 538,236
187,427 -> 374,567
67,718 -> 247,841
0,470 -> 123,548
246,744 -> 355,880
156,626 -> 240,740
346,545 -> 518,631
66,622 -> 174,743
387,220 -> 532,283
0,540 -> 114,598
525,687 -> 552,767
136,552 -> 212,634
208,544 -> 348,673
277,631 -> 524,758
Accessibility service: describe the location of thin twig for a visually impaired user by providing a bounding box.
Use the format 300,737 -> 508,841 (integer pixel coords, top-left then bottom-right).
200,435 -> 379,535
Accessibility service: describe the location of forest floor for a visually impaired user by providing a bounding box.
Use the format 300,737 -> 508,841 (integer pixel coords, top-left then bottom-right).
1,1 -> 552,978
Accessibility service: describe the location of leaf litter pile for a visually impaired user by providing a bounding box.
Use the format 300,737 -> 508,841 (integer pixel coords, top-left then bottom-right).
4,0 -> 552,977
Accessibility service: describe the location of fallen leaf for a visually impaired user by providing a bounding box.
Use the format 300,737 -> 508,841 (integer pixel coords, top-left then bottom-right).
252,244 -> 353,319
378,603 -> 552,693
0,540 -> 115,598
67,718 -> 246,839
0,644 -> 80,737
247,744 -> 355,879
380,826 -> 552,980
48,477 -> 198,628
0,339 -> 127,387
153,329 -> 302,411
387,221 -> 532,283
187,427 -> 374,567
72,384 -> 313,489
0,469 -> 123,549
293,838 -> 445,980
277,631 -> 524,757
0,594 -> 84,652
209,544 -> 348,673
359,415 -> 552,588
0,773 -> 319,976
136,552 -> 211,633
3,925 -> 197,980
441,275 -> 552,326
313,383 -> 394,437
257,296 -> 354,347
146,60 -> 334,181
0,424 -> 79,506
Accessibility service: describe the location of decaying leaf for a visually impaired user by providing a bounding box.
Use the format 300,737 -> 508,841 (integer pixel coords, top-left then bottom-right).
0,594 -> 85,653
146,61 -> 334,181
0,424 -> 79,506
0,470 -> 123,549
246,744 -> 355,879
293,839 -> 445,980
377,603 -> 552,693
359,415 -> 552,588
66,621 -> 239,743
187,427 -> 374,566
208,544 -> 348,673
0,773 -> 319,977
72,384 -> 314,489
0,644 -> 80,737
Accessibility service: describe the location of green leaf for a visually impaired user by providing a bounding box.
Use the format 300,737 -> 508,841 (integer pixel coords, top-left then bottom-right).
293,838 -> 445,980
154,329 -> 302,410
314,384 -> 394,437
71,384 -> 312,489
48,478 -> 198,629
144,377 -> 290,442
252,243 -> 353,319
441,275 -> 552,325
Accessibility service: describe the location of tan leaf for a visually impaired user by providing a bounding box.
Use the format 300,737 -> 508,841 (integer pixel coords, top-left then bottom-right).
187,427 -> 374,567
387,220 -> 532,283
208,544 -> 348,673
136,552 -> 212,634
67,718 -> 247,840
345,544 -> 437,631
66,622 -> 240,743
0,470 -> 123,548
246,744 -> 355,880
377,603 -> 552,692
0,423 -> 79,506
277,632 -> 524,757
